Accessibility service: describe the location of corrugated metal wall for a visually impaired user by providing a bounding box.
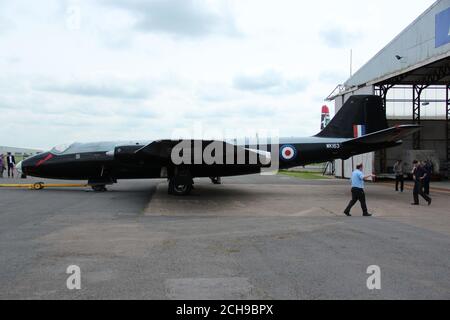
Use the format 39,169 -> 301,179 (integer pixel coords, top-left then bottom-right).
346,0 -> 450,88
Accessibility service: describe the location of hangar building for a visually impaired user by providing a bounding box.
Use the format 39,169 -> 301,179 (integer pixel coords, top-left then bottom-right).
327,0 -> 450,180
0,146 -> 42,162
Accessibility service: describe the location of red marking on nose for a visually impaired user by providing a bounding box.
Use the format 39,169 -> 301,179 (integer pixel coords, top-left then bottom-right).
36,154 -> 54,167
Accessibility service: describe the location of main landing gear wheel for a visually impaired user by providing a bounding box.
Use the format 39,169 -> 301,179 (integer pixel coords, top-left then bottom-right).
168,179 -> 193,196
92,185 -> 107,192
210,177 -> 222,185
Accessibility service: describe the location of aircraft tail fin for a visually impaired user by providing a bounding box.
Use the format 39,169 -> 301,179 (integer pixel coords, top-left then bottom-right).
315,95 -> 388,139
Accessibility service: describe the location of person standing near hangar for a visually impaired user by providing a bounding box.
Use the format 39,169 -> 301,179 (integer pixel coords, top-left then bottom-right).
393,160 -> 404,193
6,152 -> 16,178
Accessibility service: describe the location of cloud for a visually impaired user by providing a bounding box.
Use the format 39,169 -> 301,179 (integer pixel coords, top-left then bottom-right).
0,0 -> 436,149
184,104 -> 276,120
319,71 -> 349,84
0,73 -> 160,147
319,26 -> 362,49
0,18 -> 10,35
0,101 -> 16,110
0,2 -> 15,35
233,70 -> 308,95
34,79 -> 152,100
196,84 -> 241,103
103,0 -> 239,37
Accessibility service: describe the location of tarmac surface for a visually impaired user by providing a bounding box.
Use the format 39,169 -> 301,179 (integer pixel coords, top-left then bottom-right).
0,174 -> 449,300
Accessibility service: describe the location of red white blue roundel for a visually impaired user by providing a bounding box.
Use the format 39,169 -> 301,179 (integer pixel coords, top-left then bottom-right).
280,145 -> 297,161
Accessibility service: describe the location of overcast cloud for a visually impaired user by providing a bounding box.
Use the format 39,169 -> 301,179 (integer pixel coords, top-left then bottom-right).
319,26 -> 362,49
35,79 -> 153,100
104,0 -> 239,37
0,0 -> 435,149
233,70 -> 308,95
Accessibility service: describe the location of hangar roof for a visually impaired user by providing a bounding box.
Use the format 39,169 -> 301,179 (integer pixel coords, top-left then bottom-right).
376,55 -> 450,86
331,0 -> 450,97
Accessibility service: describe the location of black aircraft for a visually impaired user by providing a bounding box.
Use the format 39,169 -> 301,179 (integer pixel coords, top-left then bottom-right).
18,95 -> 420,195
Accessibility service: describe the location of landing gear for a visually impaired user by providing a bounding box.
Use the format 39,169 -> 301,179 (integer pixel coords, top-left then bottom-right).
88,177 -> 115,192
210,177 -> 222,185
168,167 -> 194,196
92,185 -> 107,192
168,179 -> 193,196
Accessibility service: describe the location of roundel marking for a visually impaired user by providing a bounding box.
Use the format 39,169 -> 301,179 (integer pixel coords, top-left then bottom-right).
280,145 -> 297,161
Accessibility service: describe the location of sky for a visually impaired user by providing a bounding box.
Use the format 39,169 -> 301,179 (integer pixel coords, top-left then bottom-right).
0,0 -> 436,149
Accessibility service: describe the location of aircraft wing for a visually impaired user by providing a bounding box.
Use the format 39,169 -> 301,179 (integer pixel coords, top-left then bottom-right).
343,125 -> 421,146
135,140 -> 174,159
131,139 -> 266,164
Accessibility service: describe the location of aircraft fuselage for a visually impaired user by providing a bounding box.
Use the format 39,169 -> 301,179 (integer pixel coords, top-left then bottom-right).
19,137 -> 399,182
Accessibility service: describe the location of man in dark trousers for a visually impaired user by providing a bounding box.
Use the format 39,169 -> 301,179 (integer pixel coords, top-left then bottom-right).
344,163 -> 376,217
393,160 -> 404,193
6,152 -> 16,178
423,160 -> 432,195
0,154 -> 4,178
411,160 -> 432,206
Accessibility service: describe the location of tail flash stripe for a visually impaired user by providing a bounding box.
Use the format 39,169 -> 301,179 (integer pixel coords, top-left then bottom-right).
353,125 -> 366,138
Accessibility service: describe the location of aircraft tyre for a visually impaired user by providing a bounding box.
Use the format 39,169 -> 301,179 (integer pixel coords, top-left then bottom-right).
92,185 -> 107,192
168,179 -> 193,196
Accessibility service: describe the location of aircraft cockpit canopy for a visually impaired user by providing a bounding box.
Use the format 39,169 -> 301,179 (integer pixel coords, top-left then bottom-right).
50,141 -> 150,155
51,143 -> 73,154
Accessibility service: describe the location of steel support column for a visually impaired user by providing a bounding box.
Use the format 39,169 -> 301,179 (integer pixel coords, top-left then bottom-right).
446,85 -> 450,178
375,84 -> 393,173
412,85 -> 428,150
376,84 -> 394,112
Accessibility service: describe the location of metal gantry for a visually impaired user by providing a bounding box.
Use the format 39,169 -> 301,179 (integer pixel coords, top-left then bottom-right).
375,84 -> 394,173
447,85 -> 450,178
336,56 -> 450,177
376,84 -> 394,112
412,85 -> 429,150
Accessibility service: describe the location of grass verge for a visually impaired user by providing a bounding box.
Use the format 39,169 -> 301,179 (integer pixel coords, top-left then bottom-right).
278,170 -> 331,180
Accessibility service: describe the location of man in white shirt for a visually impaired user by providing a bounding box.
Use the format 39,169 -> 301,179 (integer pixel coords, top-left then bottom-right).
344,163 -> 376,217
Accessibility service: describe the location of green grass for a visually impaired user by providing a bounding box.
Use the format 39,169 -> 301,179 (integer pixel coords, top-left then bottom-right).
278,170 -> 331,180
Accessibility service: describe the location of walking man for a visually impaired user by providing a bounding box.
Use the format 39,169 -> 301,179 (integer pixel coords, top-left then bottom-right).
344,163 -> 376,217
411,160 -> 432,206
6,152 -> 15,178
423,160 -> 432,195
393,160 -> 404,192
